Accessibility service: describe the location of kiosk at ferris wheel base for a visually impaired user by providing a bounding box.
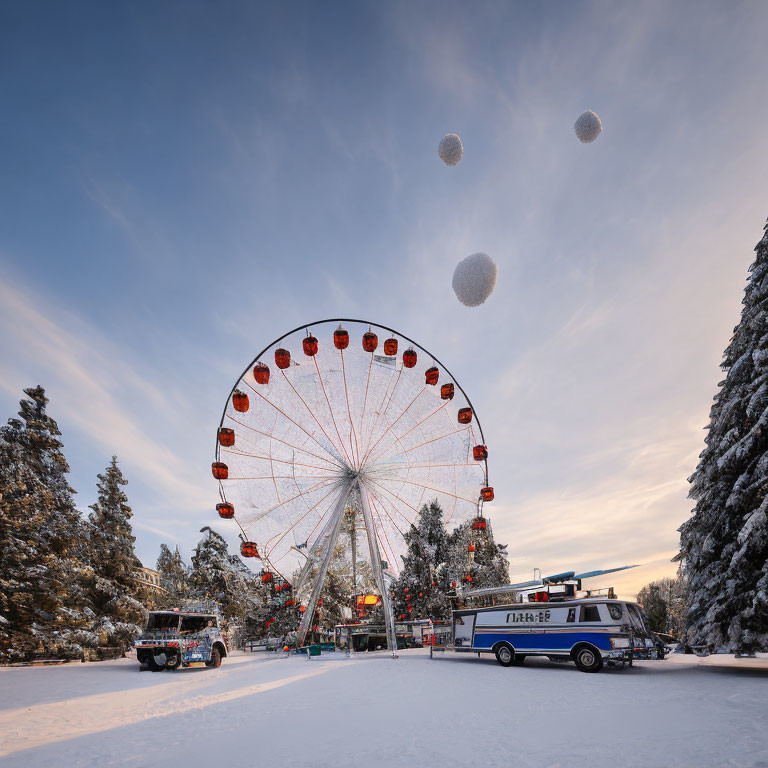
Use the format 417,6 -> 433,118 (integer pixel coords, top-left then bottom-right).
212,319 -> 494,658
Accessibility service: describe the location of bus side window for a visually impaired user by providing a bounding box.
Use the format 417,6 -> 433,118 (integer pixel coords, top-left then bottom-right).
566,608 -> 575,623
580,605 -> 601,622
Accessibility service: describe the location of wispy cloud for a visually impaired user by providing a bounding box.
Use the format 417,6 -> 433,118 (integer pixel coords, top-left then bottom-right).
0,272 -> 209,515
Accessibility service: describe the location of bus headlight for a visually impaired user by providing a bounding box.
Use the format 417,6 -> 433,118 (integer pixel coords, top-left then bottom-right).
610,636 -> 630,649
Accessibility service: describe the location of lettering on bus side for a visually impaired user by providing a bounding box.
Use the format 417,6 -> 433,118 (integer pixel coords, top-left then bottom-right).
506,610 -> 552,624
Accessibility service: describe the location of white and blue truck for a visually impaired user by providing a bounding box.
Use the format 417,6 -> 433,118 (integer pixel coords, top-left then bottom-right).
445,569 -> 666,673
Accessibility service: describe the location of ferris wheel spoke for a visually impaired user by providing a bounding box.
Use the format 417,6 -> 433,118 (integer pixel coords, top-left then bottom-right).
394,400 -> 451,444
361,385 -> 426,466
452,462 -> 459,519
366,486 -> 406,541
279,368 -> 352,470
220,448 -> 338,475
312,354 -> 356,467
303,491 -> 342,545
339,349 -> 361,468
242,478 -> 337,533
244,381 -> 346,469
361,496 -> 396,576
358,351 -> 375,447
385,462 -> 478,469
218,474 -> 335,480
365,423 -> 415,481
366,398 -> 450,466
384,476 -> 478,506
263,482 -> 343,555
366,488 -> 403,571
358,365 -> 400,464
226,414 -> 343,470
403,426 -> 471,455
365,478 -> 420,526
267,411 -> 282,503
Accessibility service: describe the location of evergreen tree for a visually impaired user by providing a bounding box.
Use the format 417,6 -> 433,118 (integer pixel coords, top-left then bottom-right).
156,543 -> 190,607
637,576 -> 687,637
636,582 -> 669,634
392,501 -> 509,622
86,456 -> 146,650
0,386 -> 92,661
679,218 -> 768,653
317,536 -> 377,629
443,517 -> 509,594
190,527 -> 262,624
393,500 -> 450,621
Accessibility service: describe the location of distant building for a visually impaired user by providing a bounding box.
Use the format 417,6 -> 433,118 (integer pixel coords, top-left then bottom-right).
136,566 -> 168,609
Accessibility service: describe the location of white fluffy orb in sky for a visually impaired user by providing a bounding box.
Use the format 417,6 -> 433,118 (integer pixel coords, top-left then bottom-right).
574,110 -> 602,143
452,252 -> 498,307
438,133 -> 463,166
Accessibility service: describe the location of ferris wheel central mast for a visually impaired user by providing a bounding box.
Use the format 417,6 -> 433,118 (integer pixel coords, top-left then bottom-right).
295,478 -> 398,658
358,479 -> 398,658
295,481 -> 354,649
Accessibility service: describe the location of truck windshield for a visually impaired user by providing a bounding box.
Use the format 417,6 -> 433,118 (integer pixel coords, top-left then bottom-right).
146,614 -> 180,632
626,604 -> 648,632
180,616 -> 213,634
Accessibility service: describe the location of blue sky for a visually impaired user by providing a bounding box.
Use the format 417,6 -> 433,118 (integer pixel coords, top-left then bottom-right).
2,0 -> 768,596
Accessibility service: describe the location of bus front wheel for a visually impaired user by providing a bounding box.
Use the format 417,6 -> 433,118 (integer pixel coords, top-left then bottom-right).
494,643 -> 515,667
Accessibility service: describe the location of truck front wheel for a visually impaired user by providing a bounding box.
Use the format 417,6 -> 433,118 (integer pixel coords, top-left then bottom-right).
207,647 -> 222,668
494,643 -> 515,667
573,645 -> 603,673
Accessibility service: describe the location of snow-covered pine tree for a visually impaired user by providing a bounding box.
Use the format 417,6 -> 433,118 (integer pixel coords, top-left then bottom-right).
443,516 -> 509,594
317,535 -> 378,629
679,218 -> 768,654
393,500 -> 450,621
636,582 -> 670,634
86,456 -> 146,651
0,386 -> 92,661
190,527 -> 262,624
156,543 -> 191,607
636,576 -> 687,637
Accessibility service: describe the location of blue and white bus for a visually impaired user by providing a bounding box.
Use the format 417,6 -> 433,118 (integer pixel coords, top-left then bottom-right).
452,597 -> 663,672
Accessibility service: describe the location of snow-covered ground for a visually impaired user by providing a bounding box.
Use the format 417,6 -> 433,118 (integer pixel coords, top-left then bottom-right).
1,649 -> 767,767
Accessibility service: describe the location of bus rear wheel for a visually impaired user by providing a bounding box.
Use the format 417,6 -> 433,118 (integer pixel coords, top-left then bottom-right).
494,644 -> 515,667
574,645 -> 603,673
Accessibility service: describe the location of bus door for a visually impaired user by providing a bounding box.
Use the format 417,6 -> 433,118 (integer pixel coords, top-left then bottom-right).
453,613 -> 476,648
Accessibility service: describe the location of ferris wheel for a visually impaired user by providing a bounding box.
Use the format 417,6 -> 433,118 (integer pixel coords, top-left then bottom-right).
212,319 -> 493,652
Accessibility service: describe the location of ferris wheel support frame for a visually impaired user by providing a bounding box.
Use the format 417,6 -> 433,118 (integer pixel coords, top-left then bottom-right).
296,480 -> 354,648
295,478 -> 399,658
358,479 -> 398,658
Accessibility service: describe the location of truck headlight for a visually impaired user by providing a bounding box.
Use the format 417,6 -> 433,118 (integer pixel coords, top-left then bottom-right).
610,636 -> 630,649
